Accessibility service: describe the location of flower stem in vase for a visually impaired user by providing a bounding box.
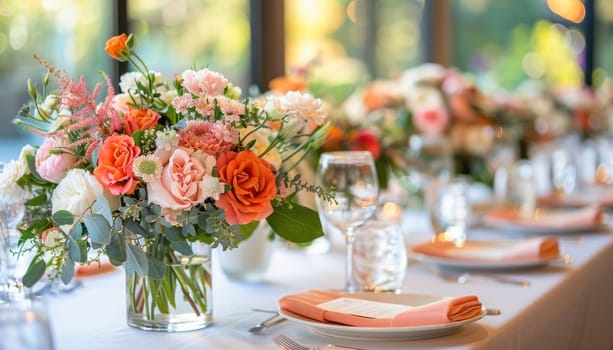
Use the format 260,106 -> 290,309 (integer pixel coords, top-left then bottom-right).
126,243 -> 212,332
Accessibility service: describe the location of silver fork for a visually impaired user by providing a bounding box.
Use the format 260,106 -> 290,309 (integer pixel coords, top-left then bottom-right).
272,335 -> 363,350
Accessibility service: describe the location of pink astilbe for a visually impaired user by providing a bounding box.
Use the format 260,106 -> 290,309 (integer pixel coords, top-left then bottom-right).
33,56 -> 120,166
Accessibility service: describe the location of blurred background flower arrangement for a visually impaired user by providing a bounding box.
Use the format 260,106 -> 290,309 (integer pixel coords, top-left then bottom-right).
271,57 -> 613,209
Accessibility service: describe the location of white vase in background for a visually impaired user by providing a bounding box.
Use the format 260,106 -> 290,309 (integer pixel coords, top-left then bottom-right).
219,221 -> 273,282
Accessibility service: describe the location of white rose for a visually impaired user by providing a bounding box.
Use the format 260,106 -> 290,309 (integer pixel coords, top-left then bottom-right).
51,169 -> 119,231
264,95 -> 287,120
119,71 -> 163,94
0,160 -> 29,203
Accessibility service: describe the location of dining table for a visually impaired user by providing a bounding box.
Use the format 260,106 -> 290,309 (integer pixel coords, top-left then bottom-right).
42,209 -> 613,350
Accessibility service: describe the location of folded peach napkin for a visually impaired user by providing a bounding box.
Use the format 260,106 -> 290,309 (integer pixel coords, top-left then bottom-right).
410,237 -> 560,262
75,261 -> 116,278
278,290 -> 482,327
484,204 -> 602,230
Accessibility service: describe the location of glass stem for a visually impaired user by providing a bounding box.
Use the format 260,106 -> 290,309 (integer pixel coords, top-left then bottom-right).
344,227 -> 358,293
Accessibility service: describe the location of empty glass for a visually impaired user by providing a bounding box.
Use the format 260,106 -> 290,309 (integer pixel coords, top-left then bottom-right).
429,177 -> 471,244
315,151 -> 379,292
498,160 -> 536,219
0,298 -> 55,350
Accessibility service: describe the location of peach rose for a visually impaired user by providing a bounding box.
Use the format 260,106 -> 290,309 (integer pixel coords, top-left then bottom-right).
94,134 -> 140,195
147,148 -> 218,215
216,150 -> 277,225
123,108 -> 161,135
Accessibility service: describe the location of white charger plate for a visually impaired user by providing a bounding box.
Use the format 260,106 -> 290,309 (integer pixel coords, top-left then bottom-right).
278,293 -> 486,341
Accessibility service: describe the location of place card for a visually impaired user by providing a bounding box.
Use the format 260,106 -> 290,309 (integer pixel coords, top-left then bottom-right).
317,297 -> 410,319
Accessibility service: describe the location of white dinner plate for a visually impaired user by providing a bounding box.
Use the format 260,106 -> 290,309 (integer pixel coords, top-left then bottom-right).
410,252 -> 558,271
278,293 -> 486,341
482,209 -> 601,235
409,240 -> 559,271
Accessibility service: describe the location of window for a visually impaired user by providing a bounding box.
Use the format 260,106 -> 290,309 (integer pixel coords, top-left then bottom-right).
451,0 -> 586,90
0,0 -> 112,142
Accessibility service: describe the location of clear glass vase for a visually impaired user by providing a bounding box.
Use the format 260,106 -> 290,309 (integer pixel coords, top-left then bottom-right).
126,242 -> 213,332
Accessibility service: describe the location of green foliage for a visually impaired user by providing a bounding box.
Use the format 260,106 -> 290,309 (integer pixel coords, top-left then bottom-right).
267,201 -> 323,243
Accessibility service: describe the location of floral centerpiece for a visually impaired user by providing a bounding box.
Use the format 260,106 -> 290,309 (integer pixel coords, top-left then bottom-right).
3,33 -> 331,331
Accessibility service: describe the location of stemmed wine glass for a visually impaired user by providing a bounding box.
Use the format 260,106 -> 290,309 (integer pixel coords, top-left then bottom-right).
315,151 -> 379,292
0,162 -> 27,302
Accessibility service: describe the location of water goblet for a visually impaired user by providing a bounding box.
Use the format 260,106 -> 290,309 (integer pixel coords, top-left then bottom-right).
315,151 -> 379,292
0,163 -> 27,301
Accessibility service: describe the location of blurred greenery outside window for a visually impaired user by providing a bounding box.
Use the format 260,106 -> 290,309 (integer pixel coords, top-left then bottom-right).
284,0 -> 425,103
2,0 -> 613,157
452,0 -> 588,91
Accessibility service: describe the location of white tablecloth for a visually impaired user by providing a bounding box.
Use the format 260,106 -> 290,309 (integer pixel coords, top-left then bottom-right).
44,212 -> 613,350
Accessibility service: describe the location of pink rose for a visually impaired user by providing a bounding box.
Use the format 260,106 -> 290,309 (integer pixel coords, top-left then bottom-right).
35,136 -> 77,183
147,148 -> 217,217
413,106 -> 450,135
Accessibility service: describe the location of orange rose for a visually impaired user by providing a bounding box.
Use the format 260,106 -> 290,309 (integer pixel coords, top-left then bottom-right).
94,134 -> 140,195
105,33 -> 132,61
216,150 -> 277,225
123,108 -> 160,135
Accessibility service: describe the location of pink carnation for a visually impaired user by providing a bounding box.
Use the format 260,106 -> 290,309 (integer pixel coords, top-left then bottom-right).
181,68 -> 228,96
413,106 -> 449,135
178,120 -> 238,156
171,94 -> 195,114
35,136 -> 77,183
193,96 -> 216,117
217,96 -> 245,122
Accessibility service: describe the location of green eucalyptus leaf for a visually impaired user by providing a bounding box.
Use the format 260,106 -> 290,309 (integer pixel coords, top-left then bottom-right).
182,224 -> 196,237
84,214 -> 111,245
68,238 -> 87,263
52,210 -> 74,226
22,257 -> 46,288
163,226 -> 181,241
70,223 -> 83,240
125,244 -> 148,277
170,240 -> 193,256
125,220 -> 148,237
266,202 -> 323,243
61,256 -> 75,284
107,232 -> 127,265
92,195 -> 113,224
